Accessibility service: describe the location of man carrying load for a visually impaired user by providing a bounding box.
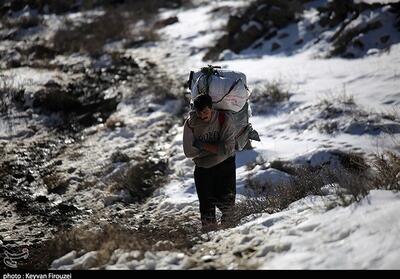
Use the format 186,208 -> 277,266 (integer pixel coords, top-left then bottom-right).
183,93 -> 237,230
183,66 -> 260,231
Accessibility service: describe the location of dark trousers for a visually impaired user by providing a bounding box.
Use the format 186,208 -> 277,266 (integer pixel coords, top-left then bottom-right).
194,156 -> 236,226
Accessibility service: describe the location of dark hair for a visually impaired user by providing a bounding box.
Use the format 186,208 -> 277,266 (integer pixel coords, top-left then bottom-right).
193,94 -> 212,112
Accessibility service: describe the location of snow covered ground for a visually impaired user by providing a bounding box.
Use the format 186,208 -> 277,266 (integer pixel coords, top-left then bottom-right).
9,0 -> 397,270
52,190 -> 400,270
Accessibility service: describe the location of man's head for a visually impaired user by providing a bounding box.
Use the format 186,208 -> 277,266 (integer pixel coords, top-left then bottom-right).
193,94 -> 213,122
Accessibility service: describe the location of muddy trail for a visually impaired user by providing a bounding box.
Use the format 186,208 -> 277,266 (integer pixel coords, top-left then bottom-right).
0,49 -> 194,269
0,0 -> 212,269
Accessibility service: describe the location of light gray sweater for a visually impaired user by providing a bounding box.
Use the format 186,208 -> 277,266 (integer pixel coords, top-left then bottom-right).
183,110 -> 236,168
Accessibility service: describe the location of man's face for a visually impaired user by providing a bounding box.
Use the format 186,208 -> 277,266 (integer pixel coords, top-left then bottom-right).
196,107 -> 212,122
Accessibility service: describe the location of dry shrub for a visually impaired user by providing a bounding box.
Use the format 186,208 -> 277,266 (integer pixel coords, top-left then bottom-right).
24,214 -> 199,269
52,0 -> 182,55
0,74 -> 25,114
325,166 -> 372,204
269,159 -> 297,175
331,150 -> 369,173
53,10 -> 129,55
43,173 -> 69,194
2,13 -> 42,29
223,166 -> 326,228
371,151 -> 400,191
252,81 -> 290,105
111,159 -> 168,202
230,149 -> 400,225
224,151 -> 374,226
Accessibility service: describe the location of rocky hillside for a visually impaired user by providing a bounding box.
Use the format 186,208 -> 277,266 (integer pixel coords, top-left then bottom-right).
204,0 -> 400,60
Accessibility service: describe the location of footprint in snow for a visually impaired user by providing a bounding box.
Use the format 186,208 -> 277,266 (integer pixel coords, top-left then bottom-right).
325,230 -> 352,243
296,223 -> 320,232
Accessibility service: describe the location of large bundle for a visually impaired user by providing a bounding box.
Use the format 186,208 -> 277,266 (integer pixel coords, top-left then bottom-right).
189,66 -> 249,112
187,65 -> 260,151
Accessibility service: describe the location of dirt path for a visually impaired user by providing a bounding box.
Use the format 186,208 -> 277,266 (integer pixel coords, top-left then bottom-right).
0,47 -> 195,268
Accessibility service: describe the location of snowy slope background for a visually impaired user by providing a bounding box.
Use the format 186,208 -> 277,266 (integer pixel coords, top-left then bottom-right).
1,0 -> 399,270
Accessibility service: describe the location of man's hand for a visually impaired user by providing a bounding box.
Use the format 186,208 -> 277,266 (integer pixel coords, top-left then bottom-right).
193,139 -> 218,154
192,139 -> 204,150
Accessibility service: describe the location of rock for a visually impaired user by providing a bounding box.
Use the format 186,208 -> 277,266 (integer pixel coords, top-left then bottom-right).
45,79 -> 62,89
2,237 -> 17,245
12,172 -> 25,179
154,16 -> 179,28
56,203 -> 79,214
27,45 -> 57,60
35,195 -> 49,203
67,167 -> 76,174
33,89 -> 81,112
232,24 -> 264,53
295,38 -> 304,45
33,231 -> 45,238
51,250 -> 77,269
154,240 -> 174,250
353,39 -> 364,50
253,5 -> 272,24
267,6 -> 294,28
103,195 -> 121,206
380,35 -> 390,44
111,151 -> 130,163
264,29 -> 277,40
25,173 -> 35,183
115,251 -> 141,264
278,32 -> 289,39
201,255 -> 218,263
73,251 -> 99,269
271,42 -> 281,51
227,15 -> 243,33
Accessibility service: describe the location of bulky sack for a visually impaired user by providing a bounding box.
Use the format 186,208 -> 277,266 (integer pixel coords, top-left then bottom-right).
187,66 -> 260,151
189,68 -> 250,113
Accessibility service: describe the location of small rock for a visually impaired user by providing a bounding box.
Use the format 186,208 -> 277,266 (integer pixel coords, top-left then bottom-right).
26,173 -> 35,183
201,255 -> 218,263
2,237 -> 17,245
67,167 -> 76,174
36,195 -> 49,203
380,35 -> 390,44
154,240 -> 174,250
111,151 -> 130,163
271,42 -> 281,51
51,250 -> 77,269
57,203 -> 79,214
142,218 -> 150,225
295,38 -> 304,45
103,195 -> 120,206
34,231 -> 45,238
155,16 -> 179,28
45,79 -> 61,89
278,32 -> 289,39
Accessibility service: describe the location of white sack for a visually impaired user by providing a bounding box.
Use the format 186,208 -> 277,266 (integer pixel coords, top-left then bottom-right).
191,70 -> 250,112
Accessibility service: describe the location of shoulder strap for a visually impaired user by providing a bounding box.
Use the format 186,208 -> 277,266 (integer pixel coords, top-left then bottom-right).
186,119 -> 194,133
218,111 -> 225,128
